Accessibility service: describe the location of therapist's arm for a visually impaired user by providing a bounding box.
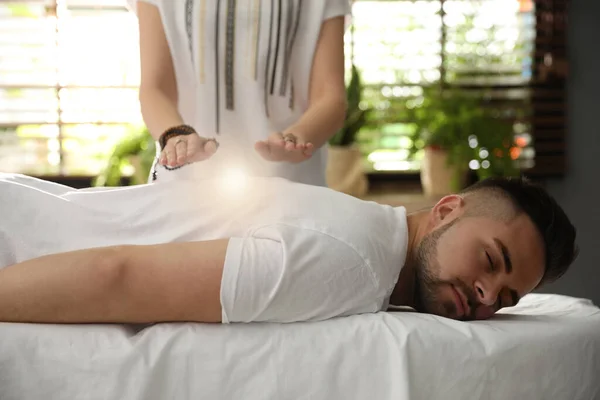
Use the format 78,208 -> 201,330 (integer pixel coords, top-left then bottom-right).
137,1 -> 184,140
0,240 -> 227,324
255,16 -> 347,162
137,2 -> 217,168
285,16 -> 348,148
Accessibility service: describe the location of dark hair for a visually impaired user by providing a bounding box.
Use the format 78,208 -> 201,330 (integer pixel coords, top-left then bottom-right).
461,176 -> 578,285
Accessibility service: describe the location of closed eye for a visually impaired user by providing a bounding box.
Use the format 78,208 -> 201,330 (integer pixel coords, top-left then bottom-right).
485,251 -> 495,272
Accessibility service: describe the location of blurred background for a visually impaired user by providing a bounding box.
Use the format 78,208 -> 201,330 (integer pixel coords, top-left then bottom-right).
1,0 -> 598,303
0,0 -> 548,180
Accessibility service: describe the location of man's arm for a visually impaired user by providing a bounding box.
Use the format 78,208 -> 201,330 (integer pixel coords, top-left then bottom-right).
0,240 -> 228,324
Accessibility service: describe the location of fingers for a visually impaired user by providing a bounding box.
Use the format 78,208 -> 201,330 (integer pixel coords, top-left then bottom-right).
282,133 -> 297,152
161,138 -> 186,167
255,133 -> 314,163
202,139 -> 218,156
189,138 -> 219,162
284,140 -> 296,152
160,135 -> 221,167
165,145 -> 178,167
283,133 -> 313,158
160,132 -> 312,166
254,140 -> 271,160
271,132 -> 285,146
303,142 -> 314,157
175,139 -> 187,164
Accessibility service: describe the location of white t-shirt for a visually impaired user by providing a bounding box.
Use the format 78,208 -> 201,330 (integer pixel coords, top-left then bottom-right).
128,0 -> 352,186
0,173 -> 408,323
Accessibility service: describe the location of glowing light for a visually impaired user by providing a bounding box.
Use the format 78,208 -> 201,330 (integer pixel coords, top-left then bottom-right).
481,160 -> 491,169
469,160 -> 480,170
479,148 -> 489,159
218,167 -> 249,194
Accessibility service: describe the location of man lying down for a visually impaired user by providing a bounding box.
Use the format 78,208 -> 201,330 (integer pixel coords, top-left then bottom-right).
0,172 -> 577,324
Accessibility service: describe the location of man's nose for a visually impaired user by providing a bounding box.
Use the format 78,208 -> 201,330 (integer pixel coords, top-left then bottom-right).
474,279 -> 500,307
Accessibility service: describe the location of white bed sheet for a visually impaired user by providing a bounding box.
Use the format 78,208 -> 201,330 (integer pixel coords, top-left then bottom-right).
0,293 -> 599,400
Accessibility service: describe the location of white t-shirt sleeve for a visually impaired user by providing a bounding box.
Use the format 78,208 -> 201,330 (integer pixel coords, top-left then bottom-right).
220,223 -> 380,324
125,0 -> 159,14
323,0 -> 352,20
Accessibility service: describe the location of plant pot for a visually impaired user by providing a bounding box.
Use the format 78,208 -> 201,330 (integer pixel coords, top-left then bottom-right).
326,145 -> 368,197
420,146 -> 467,197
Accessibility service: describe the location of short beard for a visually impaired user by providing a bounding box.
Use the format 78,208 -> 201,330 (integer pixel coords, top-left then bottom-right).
413,219 -> 458,317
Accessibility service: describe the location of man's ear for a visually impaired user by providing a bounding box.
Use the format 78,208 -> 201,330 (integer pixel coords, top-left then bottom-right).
429,195 -> 465,228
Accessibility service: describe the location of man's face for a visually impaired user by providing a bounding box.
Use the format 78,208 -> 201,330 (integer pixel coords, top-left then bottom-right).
414,210 -> 546,321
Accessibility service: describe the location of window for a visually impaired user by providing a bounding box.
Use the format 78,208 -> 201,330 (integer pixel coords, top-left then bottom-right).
2,0 -> 565,178
346,0 -> 537,173
0,0 -> 142,176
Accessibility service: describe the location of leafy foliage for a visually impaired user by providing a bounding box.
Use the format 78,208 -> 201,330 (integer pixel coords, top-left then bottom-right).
407,86 -> 519,181
93,126 -> 155,186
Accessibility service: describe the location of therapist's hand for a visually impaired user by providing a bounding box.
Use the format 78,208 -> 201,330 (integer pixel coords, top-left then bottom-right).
159,134 -> 219,168
254,132 -> 314,163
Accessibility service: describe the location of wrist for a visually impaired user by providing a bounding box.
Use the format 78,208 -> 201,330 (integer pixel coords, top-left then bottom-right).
158,124 -> 197,150
284,127 -> 325,149
283,126 -> 309,141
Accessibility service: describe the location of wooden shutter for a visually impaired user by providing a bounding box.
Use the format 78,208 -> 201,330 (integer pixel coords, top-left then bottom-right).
529,0 -> 569,176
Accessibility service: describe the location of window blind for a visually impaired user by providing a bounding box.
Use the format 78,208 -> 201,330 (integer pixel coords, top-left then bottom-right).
1,0 -> 566,178
0,0 -> 142,176
529,0 -> 569,176
347,0 -> 539,174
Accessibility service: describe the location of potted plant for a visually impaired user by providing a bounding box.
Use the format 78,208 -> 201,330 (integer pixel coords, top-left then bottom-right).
326,64 -> 371,197
407,87 -> 518,196
94,125 -> 155,187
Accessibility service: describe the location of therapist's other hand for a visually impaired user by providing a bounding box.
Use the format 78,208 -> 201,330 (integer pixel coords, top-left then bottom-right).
159,134 -> 218,168
254,132 -> 314,163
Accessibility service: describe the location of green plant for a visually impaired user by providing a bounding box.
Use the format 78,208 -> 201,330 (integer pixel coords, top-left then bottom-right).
407,86 -> 519,184
470,112 -> 520,181
93,125 -> 155,187
329,64 -> 371,147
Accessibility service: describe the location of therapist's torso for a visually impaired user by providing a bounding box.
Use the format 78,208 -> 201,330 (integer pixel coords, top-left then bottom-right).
137,0 -> 351,185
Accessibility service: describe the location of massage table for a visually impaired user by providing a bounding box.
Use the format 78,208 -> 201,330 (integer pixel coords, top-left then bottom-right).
0,293 -> 598,399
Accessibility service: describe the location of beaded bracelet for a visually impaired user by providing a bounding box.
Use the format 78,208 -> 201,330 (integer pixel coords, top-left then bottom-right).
158,124 -> 197,151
